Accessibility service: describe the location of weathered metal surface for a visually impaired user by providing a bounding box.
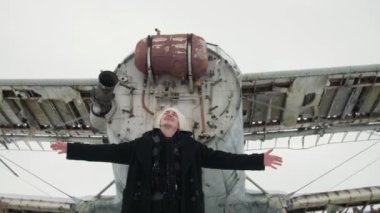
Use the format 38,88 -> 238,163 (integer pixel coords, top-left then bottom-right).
242,64 -> 380,141
286,186 -> 380,212
0,84 -> 103,150
1,64 -> 380,149
0,194 -> 75,212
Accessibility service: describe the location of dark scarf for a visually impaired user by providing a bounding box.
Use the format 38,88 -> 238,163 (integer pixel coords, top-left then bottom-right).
151,129 -> 182,212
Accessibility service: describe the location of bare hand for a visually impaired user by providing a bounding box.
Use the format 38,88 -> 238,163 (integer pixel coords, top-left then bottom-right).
264,149 -> 283,169
50,141 -> 68,154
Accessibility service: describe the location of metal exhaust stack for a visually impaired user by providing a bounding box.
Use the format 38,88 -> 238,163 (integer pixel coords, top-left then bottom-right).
91,71 -> 119,117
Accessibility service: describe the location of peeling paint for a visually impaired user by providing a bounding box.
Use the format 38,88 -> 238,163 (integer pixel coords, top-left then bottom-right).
173,43 -> 186,49
31,86 -> 81,103
172,37 -> 187,42
152,37 -> 167,42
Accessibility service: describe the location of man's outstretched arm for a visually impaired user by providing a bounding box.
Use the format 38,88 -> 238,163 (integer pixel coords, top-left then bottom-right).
200,144 -> 282,170
51,141 -> 135,164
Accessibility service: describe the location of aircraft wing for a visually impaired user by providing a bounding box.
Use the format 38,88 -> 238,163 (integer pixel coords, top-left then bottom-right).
0,193 -> 75,212
1,186 -> 380,212
242,64 -> 380,142
286,186 -> 380,212
1,64 -> 380,151
0,79 -> 102,150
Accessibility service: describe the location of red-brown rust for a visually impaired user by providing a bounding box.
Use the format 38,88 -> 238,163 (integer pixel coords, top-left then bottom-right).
141,89 -> 154,116
134,34 -> 208,81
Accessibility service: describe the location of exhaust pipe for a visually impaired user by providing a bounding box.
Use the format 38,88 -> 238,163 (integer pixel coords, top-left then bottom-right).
91,71 -> 119,117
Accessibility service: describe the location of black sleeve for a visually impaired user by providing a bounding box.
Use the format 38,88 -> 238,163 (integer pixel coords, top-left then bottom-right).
200,143 -> 265,170
66,141 -> 136,164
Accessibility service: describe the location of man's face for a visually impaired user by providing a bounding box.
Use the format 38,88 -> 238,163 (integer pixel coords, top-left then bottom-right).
160,110 -> 179,130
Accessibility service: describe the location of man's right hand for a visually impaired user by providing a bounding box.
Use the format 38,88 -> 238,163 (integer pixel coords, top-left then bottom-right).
51,141 -> 68,154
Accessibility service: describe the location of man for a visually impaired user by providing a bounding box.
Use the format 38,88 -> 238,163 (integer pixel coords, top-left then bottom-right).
51,107 -> 283,213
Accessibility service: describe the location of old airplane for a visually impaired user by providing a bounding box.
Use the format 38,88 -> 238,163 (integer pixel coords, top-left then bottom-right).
1,33 -> 380,212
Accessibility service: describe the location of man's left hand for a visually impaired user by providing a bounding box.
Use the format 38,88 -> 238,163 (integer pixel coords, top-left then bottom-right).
264,149 -> 283,169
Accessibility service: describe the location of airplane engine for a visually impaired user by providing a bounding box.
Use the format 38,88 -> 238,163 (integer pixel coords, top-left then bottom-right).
85,34 -> 282,213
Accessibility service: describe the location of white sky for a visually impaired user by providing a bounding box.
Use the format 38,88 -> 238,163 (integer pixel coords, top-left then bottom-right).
0,0 -> 380,199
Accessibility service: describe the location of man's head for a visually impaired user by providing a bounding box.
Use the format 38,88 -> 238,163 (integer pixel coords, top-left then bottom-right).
154,107 -> 190,137
159,109 -> 179,130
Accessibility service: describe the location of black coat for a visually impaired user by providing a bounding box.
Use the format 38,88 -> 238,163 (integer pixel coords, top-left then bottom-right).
67,130 -> 265,213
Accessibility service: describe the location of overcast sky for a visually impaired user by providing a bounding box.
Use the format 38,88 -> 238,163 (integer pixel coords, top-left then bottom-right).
1,0 -> 380,199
